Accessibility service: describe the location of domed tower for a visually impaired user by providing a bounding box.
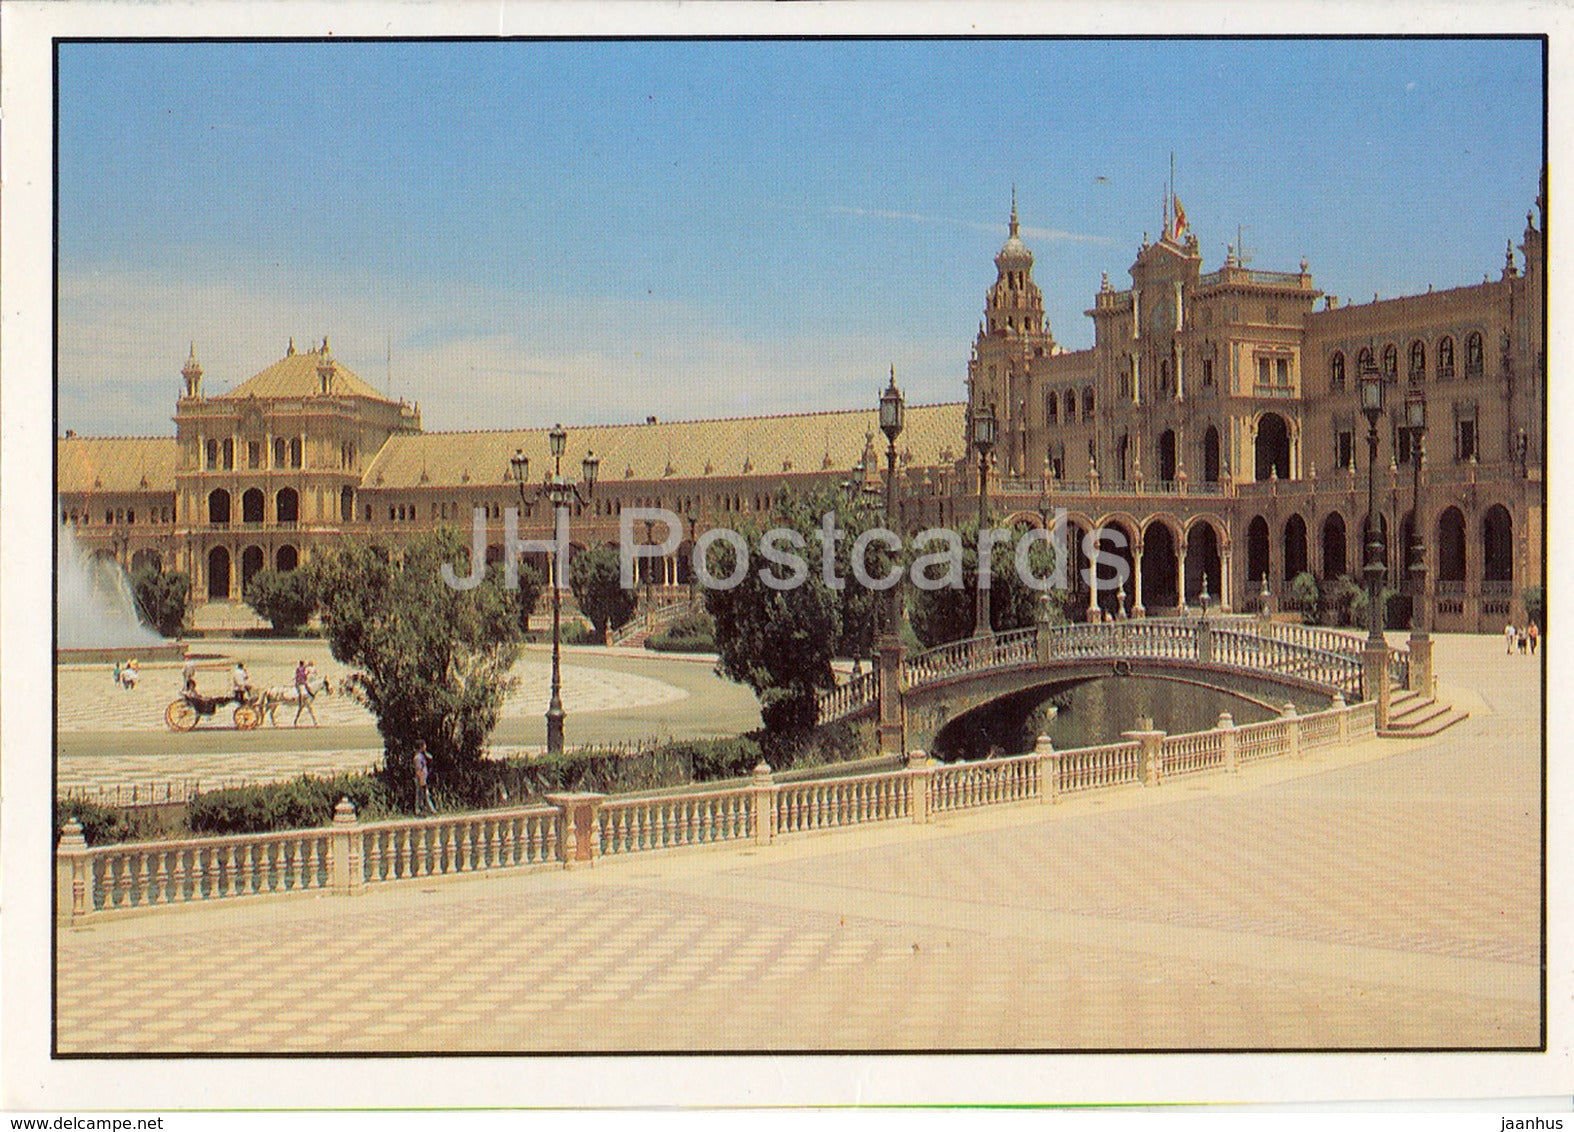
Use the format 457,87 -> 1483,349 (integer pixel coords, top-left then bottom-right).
968,190 -> 1055,474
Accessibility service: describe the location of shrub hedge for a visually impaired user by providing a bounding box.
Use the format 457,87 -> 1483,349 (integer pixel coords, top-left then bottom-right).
186,773 -> 393,835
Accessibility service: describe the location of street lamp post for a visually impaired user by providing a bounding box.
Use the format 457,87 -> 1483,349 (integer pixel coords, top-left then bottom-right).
1358,356 -> 1391,726
876,367 -> 907,755
512,426 -> 599,755
1405,387 -> 1432,693
972,401 -> 997,639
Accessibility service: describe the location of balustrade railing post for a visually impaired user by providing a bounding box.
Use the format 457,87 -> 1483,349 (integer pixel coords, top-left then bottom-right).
56,818 -> 90,923
330,797 -> 363,895
1332,692 -> 1349,746
1281,702 -> 1302,760
907,750 -> 934,823
547,793 -> 606,868
1217,711 -> 1237,774
1124,722 -> 1166,787
1033,734 -> 1060,803
1196,617 -> 1213,664
750,762 -> 777,845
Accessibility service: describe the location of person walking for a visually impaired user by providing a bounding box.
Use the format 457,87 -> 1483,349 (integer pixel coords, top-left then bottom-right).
413,741 -> 438,814
1529,621 -> 1540,655
1518,625 -> 1529,654
1506,621 -> 1517,655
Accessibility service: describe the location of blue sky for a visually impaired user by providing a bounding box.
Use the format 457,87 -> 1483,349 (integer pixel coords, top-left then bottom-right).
57,38 -> 1544,436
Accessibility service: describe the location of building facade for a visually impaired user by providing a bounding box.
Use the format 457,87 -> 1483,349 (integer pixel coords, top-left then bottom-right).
59,187 -> 1545,633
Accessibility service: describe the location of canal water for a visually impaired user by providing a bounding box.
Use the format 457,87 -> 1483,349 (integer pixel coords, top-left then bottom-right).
931,675 -> 1320,762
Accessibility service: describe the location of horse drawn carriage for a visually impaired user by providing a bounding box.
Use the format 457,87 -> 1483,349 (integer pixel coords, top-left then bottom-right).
164,687 -> 262,732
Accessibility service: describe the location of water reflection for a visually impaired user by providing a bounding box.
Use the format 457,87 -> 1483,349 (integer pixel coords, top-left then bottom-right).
932,676 -> 1320,761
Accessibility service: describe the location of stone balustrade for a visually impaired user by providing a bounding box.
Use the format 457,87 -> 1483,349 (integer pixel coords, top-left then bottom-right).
56,695 -> 1386,925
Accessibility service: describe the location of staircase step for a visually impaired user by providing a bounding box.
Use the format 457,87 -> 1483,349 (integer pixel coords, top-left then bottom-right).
1388,702 -> 1452,730
1380,708 -> 1469,739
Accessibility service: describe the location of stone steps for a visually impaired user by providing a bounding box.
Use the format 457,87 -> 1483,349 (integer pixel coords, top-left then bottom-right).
1380,691 -> 1470,738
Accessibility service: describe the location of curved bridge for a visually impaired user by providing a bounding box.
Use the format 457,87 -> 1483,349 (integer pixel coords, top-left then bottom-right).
818,617 -> 1410,753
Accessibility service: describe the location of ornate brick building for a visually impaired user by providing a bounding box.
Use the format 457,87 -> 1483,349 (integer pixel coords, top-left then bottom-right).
59,185 -> 1544,633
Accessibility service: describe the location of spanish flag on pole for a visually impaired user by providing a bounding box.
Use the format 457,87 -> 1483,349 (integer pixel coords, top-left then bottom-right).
1172,195 -> 1188,240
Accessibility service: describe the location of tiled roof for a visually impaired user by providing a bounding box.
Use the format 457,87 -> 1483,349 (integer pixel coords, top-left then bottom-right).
360,403 -> 968,491
215,341 -> 391,403
58,436 -> 179,496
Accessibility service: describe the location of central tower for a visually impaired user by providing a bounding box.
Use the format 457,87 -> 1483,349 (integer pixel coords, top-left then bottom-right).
968,190 -> 1056,475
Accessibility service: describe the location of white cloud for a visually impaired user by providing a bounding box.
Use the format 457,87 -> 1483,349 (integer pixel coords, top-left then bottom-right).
57,266 -> 966,437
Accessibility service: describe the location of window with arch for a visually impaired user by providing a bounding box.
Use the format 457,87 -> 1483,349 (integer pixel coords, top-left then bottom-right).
1381,344 -> 1398,379
273,437 -> 288,467
1356,346 -> 1375,376
1408,340 -> 1426,383
1330,352 -> 1346,392
206,439 -> 219,469
222,438 -> 234,470
1438,336 -> 1455,380
1465,332 -> 1484,378
289,437 -> 303,468
1082,387 -> 1095,421
1064,390 -> 1076,420
1045,390 -> 1058,424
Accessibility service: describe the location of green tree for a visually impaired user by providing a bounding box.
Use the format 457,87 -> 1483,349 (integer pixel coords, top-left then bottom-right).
1522,584 -> 1544,630
704,487 -> 911,735
130,566 -> 190,638
307,529 -> 522,795
243,566 -> 318,635
569,546 -> 637,640
1288,571 -> 1321,623
907,517 -> 1063,649
1320,574 -> 1363,627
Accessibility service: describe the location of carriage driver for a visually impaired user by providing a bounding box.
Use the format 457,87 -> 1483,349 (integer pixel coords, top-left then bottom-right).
231,660 -> 252,701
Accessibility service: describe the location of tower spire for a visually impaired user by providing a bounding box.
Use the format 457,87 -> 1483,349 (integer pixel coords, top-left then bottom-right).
1009,185 -> 1019,237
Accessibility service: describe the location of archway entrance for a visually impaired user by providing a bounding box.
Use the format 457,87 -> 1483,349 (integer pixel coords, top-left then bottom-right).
1321,513 -> 1347,579
1254,414 -> 1291,481
240,546 -> 265,593
1140,523 -> 1180,611
1283,514 -> 1308,581
1437,507 -> 1467,584
1157,430 -> 1177,483
1093,521 -> 1136,618
1246,515 -> 1270,589
207,546 -> 231,599
1483,505 -> 1513,584
1184,523 -> 1222,604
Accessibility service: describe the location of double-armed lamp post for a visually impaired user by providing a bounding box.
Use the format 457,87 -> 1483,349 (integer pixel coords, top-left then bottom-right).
511,425 -> 599,755
1357,356 -> 1391,727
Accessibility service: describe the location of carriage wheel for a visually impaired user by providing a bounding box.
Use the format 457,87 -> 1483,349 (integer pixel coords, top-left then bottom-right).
165,699 -> 199,732
233,704 -> 262,731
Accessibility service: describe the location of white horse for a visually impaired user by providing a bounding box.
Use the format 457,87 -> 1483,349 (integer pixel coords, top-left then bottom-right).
260,674 -> 334,727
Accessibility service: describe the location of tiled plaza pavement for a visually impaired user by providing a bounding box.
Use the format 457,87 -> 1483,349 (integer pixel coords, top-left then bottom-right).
55,635 -> 1542,1052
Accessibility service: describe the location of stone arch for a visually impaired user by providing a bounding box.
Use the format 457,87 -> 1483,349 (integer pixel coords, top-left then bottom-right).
1482,503 -> 1514,583
1437,507 -> 1467,583
207,546 -> 231,599
1184,521 -> 1222,605
1000,509 -> 1043,530
1157,429 -> 1178,483
240,545 -> 265,593
1091,515 -> 1138,617
208,488 -> 231,526
1246,515 -> 1271,586
1321,512 -> 1348,579
1139,521 -> 1180,610
1283,513 -> 1309,581
241,487 -> 265,524
276,487 -> 299,523
1254,412 -> 1292,481
276,544 -> 299,572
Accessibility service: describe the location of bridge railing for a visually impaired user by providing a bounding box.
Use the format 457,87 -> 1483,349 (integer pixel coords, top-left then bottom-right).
816,671 -> 879,721
56,697 -> 1389,924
